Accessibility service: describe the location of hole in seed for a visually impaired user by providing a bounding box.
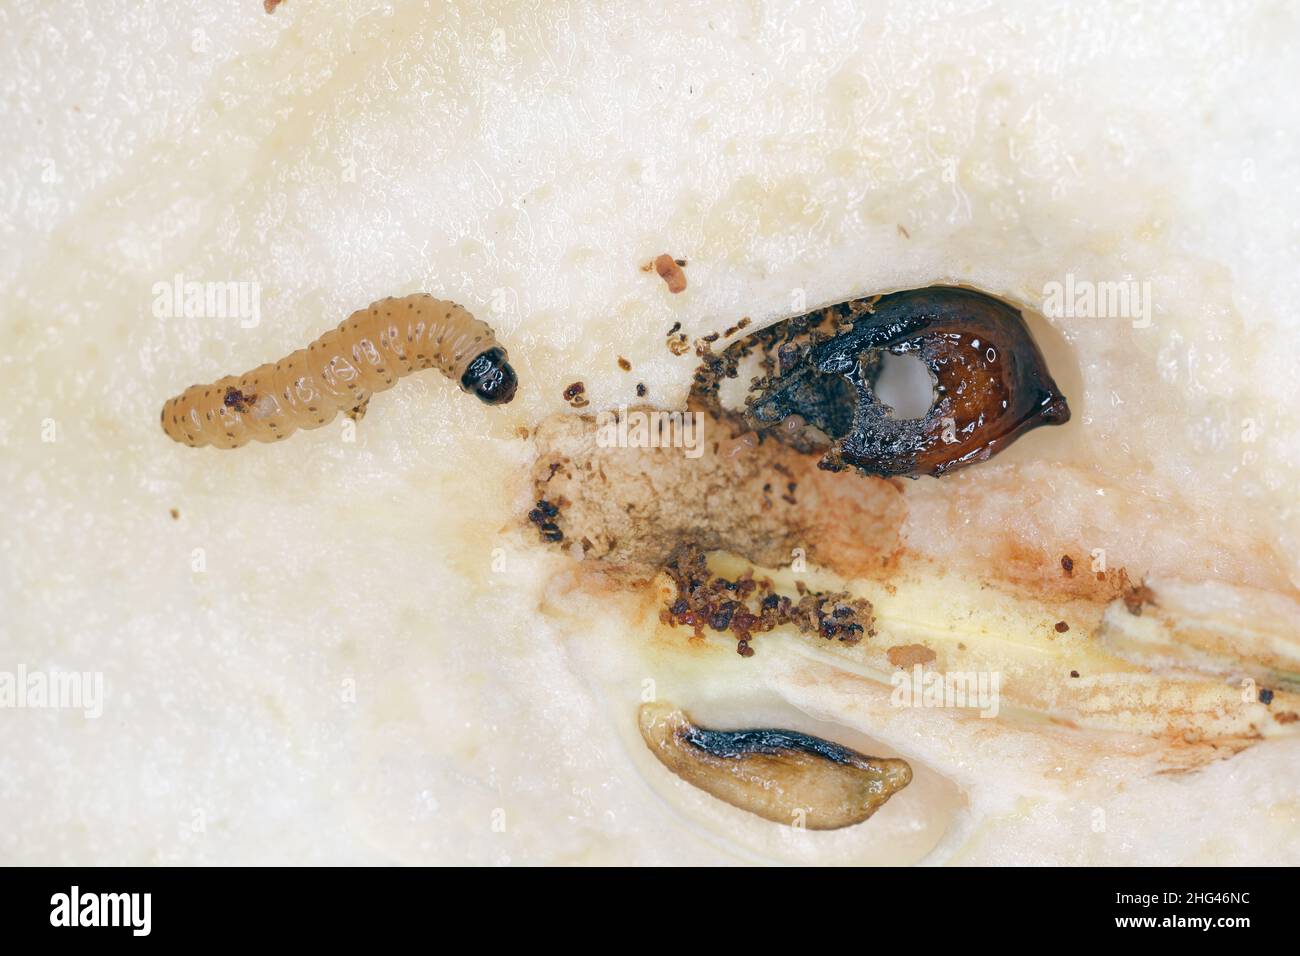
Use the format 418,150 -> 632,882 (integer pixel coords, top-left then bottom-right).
871,350 -> 935,421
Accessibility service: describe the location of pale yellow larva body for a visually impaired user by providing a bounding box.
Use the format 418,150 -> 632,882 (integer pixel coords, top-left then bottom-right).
161,294 -> 515,449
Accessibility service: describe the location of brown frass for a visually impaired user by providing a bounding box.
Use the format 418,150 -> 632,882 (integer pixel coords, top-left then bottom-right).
659,546 -> 874,657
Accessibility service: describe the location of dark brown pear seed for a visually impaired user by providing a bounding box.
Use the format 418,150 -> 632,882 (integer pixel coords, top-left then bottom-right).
748,286 -> 1070,478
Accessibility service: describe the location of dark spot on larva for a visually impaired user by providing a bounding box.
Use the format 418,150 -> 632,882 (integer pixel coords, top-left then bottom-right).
636,382 -> 647,398
1070,670 -> 1080,678
1054,621 -> 1069,633
223,387 -> 254,414
1061,554 -> 1074,575
1259,688 -> 1274,705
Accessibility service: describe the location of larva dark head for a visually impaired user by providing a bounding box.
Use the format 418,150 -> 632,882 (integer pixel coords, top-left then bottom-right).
461,347 -> 518,405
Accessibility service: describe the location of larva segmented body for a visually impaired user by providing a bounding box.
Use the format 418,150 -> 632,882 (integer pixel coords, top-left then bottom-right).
161,294 -> 517,449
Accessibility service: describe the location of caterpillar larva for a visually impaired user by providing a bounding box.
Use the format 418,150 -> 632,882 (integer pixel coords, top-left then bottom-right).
160,294 -> 517,449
